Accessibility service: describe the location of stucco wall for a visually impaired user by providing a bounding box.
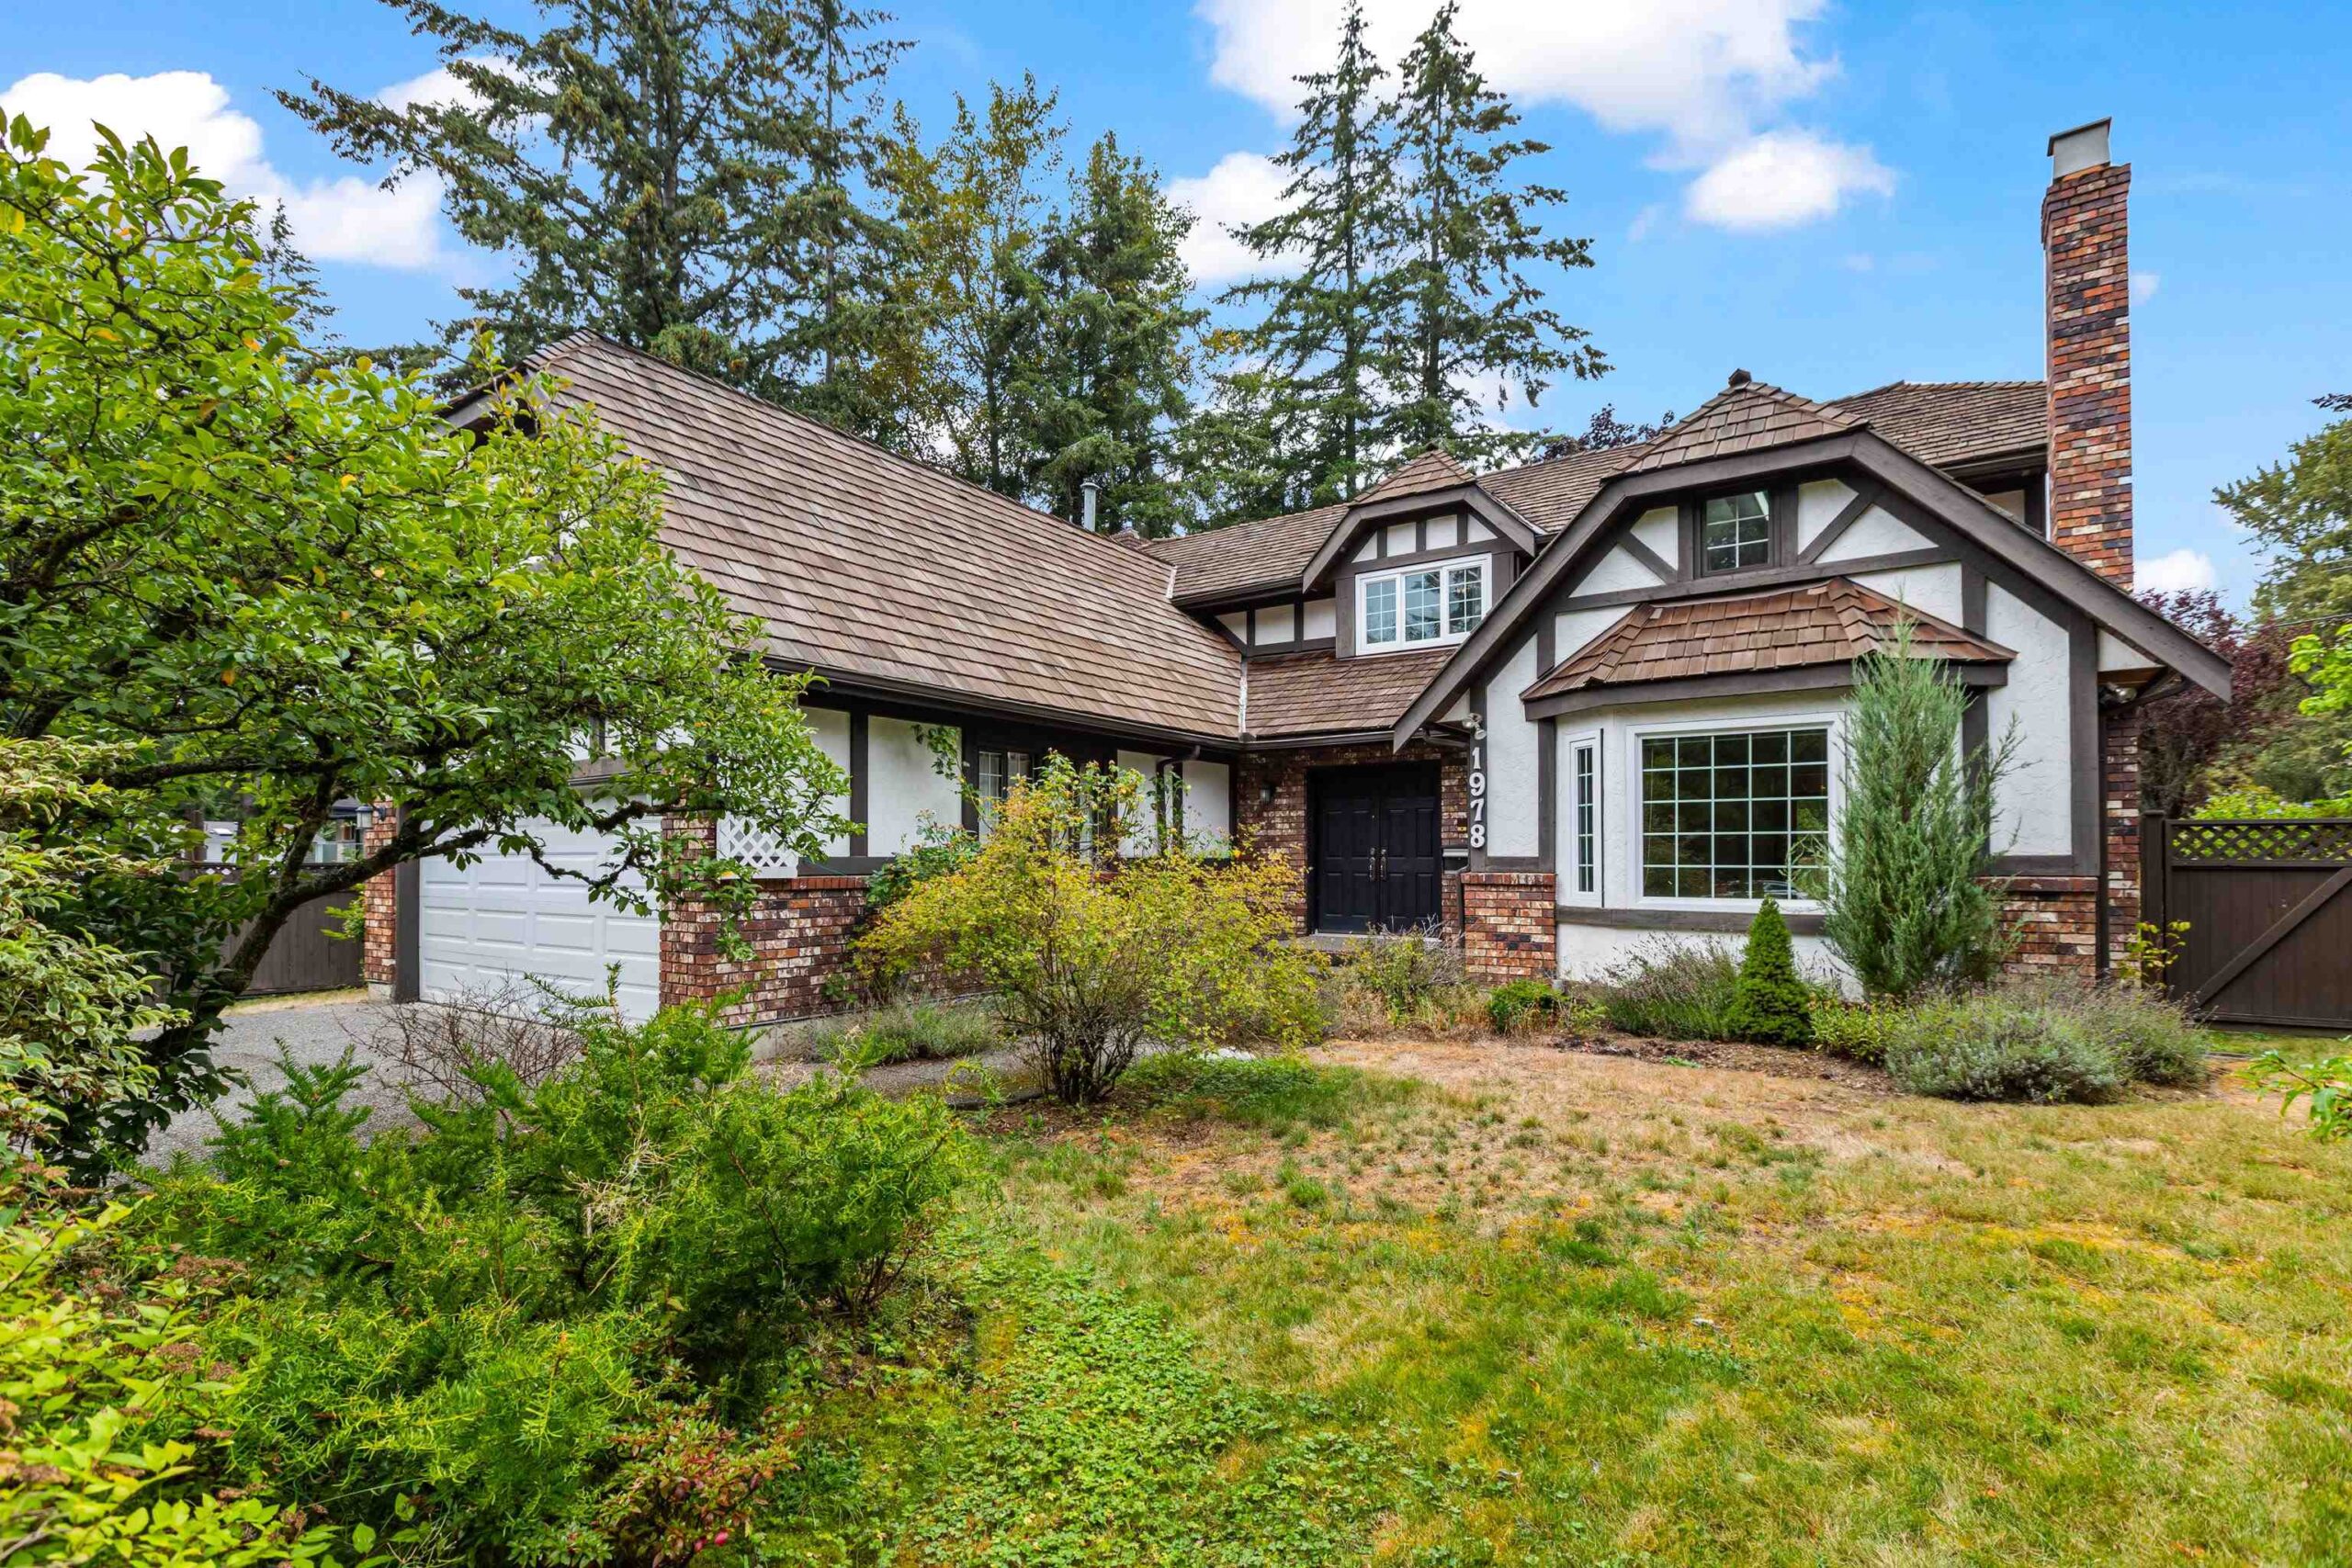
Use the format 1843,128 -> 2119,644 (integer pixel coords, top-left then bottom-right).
866,716 -> 961,853
1555,921 -> 1849,989
1183,758 -> 1233,848
1482,635 -> 1544,857
1984,582 -> 2073,857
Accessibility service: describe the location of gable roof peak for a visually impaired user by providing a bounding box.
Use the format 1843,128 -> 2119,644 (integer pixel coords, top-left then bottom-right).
1623,377 -> 1863,475
1354,446 -> 1475,506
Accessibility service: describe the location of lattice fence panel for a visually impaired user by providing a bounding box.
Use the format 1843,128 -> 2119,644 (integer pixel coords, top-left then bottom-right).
716,816 -> 798,876
2171,818 -> 2352,865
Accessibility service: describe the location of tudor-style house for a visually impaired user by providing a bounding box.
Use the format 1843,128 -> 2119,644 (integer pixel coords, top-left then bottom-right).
364,118 -> 2230,1024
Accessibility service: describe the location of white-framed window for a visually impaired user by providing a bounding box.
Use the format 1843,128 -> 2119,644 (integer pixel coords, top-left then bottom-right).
973,748 -> 1031,837
1564,730 -> 1601,904
1636,724 -> 1830,901
1360,558 -> 1486,651
1700,491 -> 1772,573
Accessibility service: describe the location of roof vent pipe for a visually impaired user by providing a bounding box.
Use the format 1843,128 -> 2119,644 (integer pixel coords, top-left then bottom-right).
1080,479 -> 1100,531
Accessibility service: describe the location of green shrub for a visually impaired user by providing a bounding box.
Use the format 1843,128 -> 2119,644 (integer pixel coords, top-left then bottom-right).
1817,623 -> 2018,998
1726,897 -> 1814,1047
0,1176 -> 339,1566
857,758 -> 1325,1102
2251,1049 -> 2352,1141
1810,998 -> 1901,1064
141,995 -> 968,1562
2030,978 -> 2211,1087
860,821 -> 979,919
1600,939 -> 1742,1041
1486,977 -> 1561,1033
1883,993 -> 2125,1103
806,998 -> 1004,1065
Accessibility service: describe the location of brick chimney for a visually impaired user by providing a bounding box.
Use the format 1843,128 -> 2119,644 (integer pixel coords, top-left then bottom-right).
2041,118 -> 2132,584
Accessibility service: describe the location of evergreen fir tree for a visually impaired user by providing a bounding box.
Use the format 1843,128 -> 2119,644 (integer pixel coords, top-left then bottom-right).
1026,133 -> 1205,536
279,0 -> 908,412
1220,0 -> 1404,503
1380,1 -> 1605,466
881,77 -> 1064,497
1181,350 -> 1325,530
1728,897 -> 1815,1048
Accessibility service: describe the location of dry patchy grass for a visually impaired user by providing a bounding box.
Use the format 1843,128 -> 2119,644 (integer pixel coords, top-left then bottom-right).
985,1038 -> 2352,1565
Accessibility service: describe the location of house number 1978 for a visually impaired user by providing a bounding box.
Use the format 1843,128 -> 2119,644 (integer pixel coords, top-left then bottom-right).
1467,742 -> 1487,850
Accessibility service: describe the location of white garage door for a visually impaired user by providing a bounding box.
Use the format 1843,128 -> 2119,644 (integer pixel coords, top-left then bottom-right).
418,820 -> 662,1021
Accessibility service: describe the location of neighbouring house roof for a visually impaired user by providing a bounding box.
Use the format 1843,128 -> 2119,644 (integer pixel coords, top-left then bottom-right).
1245,647 -> 1458,739
1145,379 -> 2051,606
1525,579 -> 2013,703
514,334 -> 1244,743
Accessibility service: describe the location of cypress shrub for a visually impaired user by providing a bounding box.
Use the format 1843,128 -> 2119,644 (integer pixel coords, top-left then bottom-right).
1818,621 -> 2020,998
1727,897 -> 1814,1046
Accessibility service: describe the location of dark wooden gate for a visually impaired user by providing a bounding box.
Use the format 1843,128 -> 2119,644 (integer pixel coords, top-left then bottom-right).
2145,815 -> 2352,1029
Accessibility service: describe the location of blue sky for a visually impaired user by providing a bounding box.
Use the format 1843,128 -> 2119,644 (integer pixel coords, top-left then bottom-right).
8,1 -> 2348,604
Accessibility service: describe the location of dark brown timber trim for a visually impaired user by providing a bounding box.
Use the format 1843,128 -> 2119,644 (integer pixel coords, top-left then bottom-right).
1557,906 -> 1826,936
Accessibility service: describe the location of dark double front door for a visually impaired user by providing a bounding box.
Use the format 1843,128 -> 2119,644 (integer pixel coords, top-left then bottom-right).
1311,763 -> 1442,933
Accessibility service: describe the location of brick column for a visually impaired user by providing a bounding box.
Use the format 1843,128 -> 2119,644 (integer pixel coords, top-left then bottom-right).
660,814 -> 872,1026
360,803 -> 400,993
2101,704 -> 2145,972
1461,871 -> 1555,983
2041,125 -> 2132,585
1997,876 -> 2100,978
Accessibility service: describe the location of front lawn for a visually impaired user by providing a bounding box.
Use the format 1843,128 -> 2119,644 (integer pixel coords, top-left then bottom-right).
774,1040 -> 2352,1565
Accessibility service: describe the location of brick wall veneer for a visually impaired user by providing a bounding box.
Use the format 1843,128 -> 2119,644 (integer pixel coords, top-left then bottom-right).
1461,871 -> 1556,983
658,815 -> 870,1027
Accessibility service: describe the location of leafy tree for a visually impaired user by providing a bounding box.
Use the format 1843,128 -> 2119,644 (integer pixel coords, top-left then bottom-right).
2219,394 -> 2352,627
1,741 -> 180,1173
278,0 -> 909,412
1026,133 -> 1205,536
1221,0 -> 1403,503
856,758 -> 1325,1103
0,121 -> 847,1162
1378,2 -> 1603,465
1817,625 -> 2019,999
2131,589 -> 2327,814
880,78 -> 1065,496
1540,403 -> 1676,460
1726,897 -> 1812,1047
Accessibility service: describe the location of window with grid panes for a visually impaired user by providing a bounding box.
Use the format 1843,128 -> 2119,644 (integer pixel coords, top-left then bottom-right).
1640,728 -> 1828,898
1359,560 -> 1486,648
1701,491 -> 1772,572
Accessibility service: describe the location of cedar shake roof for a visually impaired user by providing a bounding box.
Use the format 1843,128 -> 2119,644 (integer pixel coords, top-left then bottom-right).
1623,379 -> 1860,473
1148,380 -> 2047,606
1150,502 -> 1347,604
1246,647 -> 1458,739
1355,447 -> 1473,504
527,334 -> 1242,740
1828,380 -> 2046,469
1524,579 -> 2013,702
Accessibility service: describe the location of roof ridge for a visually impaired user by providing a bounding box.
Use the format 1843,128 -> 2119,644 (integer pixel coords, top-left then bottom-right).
534,333 -> 1179,589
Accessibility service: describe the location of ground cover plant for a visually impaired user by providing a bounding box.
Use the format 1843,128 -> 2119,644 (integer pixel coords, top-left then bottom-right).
803,999 -> 1005,1066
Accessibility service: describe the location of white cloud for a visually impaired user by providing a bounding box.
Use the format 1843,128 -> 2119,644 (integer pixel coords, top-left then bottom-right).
1,69 -> 448,269
1193,0 -> 1886,235
1682,130 -> 1894,231
2135,547 -> 2218,595
1167,151 -> 1297,287
2132,270 -> 2160,305
377,63 -> 492,117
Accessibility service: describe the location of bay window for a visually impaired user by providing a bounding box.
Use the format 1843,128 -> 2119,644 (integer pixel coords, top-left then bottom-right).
1639,727 -> 1828,899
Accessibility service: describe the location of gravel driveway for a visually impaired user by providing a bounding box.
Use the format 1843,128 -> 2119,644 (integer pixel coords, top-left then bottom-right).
145,990 -> 412,1167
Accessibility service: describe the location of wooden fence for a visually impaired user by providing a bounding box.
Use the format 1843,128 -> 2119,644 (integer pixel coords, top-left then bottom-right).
2144,815 -> 2352,1031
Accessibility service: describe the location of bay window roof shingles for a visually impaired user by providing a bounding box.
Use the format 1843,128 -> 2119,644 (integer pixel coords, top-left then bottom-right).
1524,579 -> 2013,703
530,334 -> 1242,742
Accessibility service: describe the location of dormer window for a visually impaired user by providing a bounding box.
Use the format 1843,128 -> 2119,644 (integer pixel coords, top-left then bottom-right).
1701,491 -> 1772,573
1361,559 -> 1486,650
